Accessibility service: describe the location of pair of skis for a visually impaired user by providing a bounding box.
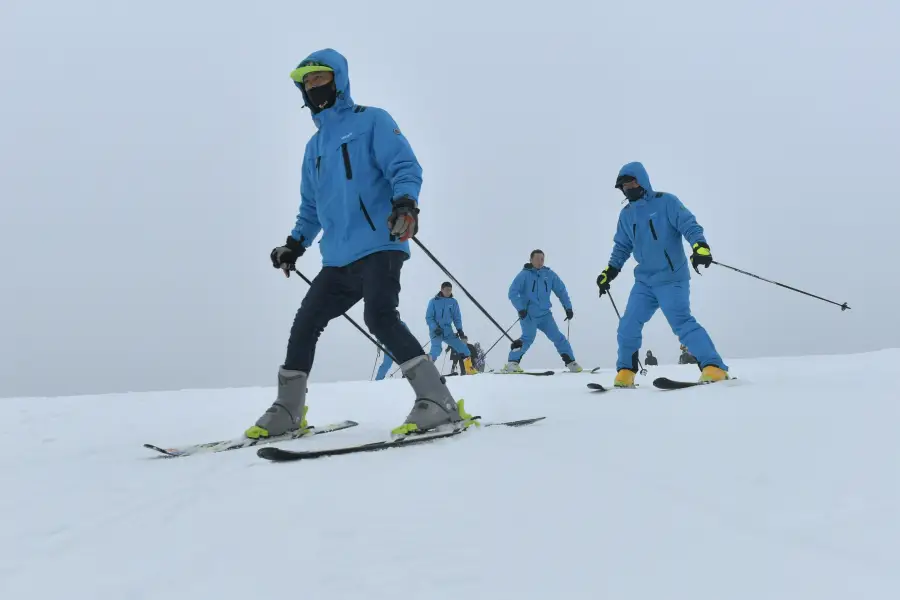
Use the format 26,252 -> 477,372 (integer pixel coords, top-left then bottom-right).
144,415 -> 545,462
587,376 -> 736,392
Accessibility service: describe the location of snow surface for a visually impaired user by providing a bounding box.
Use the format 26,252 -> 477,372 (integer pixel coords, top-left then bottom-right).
2,350 -> 899,599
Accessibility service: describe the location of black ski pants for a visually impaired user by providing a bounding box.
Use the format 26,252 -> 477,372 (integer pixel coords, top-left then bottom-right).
283,250 -> 423,373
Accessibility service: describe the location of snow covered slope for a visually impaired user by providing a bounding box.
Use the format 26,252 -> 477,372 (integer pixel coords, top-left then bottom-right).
2,350 -> 898,599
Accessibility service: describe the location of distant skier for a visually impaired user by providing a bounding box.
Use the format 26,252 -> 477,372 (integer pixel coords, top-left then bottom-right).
374,320 -> 413,380
678,344 -> 699,366
448,341 -> 480,375
644,350 -> 658,366
249,48 -> 475,440
596,161 -> 729,388
500,250 -> 582,373
427,282 -> 476,375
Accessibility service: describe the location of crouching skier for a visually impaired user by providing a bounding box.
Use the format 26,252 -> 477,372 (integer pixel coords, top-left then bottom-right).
597,161 -> 729,388
500,249 -> 582,373
246,48 -> 476,440
426,282 -> 477,375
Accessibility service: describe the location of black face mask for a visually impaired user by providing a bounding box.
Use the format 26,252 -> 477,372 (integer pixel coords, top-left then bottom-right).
305,82 -> 337,114
623,186 -> 646,201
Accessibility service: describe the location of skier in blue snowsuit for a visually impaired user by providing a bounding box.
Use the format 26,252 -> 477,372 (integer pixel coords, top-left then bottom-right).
597,161 -> 729,388
501,249 -> 583,373
248,48 -> 475,440
374,320 -> 412,380
426,282 -> 476,375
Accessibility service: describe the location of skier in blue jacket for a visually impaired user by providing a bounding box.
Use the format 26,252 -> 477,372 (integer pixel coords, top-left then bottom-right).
249,48 -> 474,440
597,161 -> 729,388
500,250 -> 583,373
426,282 -> 476,375
374,320 -> 412,380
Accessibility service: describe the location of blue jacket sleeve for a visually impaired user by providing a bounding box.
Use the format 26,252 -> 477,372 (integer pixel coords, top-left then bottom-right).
608,212 -> 633,270
665,194 -> 706,247
425,299 -> 437,331
371,109 -> 423,201
290,140 -> 322,246
508,272 -> 527,312
451,299 -> 463,331
551,271 -> 573,310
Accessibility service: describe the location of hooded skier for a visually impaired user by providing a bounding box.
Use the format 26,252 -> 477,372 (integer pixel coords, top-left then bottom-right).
248,48 -> 476,439
426,282 -> 476,375
500,249 -> 582,373
597,161 -> 729,388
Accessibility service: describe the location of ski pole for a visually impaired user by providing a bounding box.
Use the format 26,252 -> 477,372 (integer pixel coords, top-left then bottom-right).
412,237 -> 516,343
481,318 -> 522,361
370,349 -> 381,381
290,267 -> 397,362
607,293 -> 647,376
712,261 -> 850,311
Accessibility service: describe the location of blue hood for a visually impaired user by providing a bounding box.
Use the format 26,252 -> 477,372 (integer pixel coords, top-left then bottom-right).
617,161 -> 654,193
294,48 -> 354,128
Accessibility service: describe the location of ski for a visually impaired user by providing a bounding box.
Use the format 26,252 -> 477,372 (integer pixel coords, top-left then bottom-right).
652,377 -> 737,390
256,416 -> 546,462
586,382 -> 638,392
489,370 -> 555,376
144,420 -> 359,457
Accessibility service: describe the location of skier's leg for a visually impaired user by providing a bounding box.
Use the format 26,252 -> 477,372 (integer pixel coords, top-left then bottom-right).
357,251 -> 471,433
656,280 -> 728,377
375,354 -> 393,380
428,337 -> 443,361
505,316 -> 537,369
536,313 -> 579,368
616,281 -> 659,382
445,333 -> 477,374
247,267 -> 362,438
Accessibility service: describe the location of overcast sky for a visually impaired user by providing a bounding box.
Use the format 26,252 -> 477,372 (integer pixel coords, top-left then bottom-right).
2,0 -> 898,399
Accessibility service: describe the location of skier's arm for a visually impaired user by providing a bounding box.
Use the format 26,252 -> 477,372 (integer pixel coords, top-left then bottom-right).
290,142 -> 322,246
452,299 -> 463,331
551,272 -> 573,310
371,109 -> 423,202
608,214 -> 633,270
425,299 -> 437,331
508,272 -> 527,312
666,194 -> 706,247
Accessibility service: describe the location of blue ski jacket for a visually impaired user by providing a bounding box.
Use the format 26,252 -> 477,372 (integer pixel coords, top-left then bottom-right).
608,162 -> 707,285
426,294 -> 463,332
289,48 -> 423,268
508,264 -> 572,318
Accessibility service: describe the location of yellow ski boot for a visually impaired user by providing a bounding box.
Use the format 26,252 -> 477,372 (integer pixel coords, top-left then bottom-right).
699,365 -> 729,383
245,405 -> 308,439
614,369 -> 637,388
463,357 -> 478,375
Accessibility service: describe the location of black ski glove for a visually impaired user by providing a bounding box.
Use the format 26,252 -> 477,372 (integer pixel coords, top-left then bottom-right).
565,308 -> 574,321
690,242 -> 712,273
511,338 -> 523,350
596,265 -> 619,297
387,196 -> 419,242
270,235 -> 306,276
456,330 -> 466,340
433,326 -> 444,337
518,309 -> 528,319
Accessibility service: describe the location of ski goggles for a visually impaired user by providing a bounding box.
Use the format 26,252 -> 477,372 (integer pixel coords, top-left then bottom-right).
615,175 -> 637,189
290,60 -> 334,90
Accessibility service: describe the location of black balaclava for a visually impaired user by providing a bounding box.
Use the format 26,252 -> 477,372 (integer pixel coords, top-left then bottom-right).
615,175 -> 646,202
304,81 -> 337,114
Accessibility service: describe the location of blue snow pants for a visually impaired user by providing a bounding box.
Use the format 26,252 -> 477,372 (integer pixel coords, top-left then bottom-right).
508,312 -> 574,362
429,331 -> 471,361
616,280 -> 727,372
375,354 -> 393,380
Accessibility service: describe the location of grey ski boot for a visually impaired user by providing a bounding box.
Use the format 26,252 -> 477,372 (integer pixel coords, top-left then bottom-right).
244,368 -> 309,439
391,355 -> 477,436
